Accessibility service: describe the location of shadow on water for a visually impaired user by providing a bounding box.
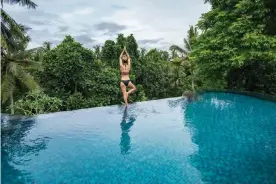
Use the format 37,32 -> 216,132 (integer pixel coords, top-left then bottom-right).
1,115 -> 51,184
182,93 -> 276,184
119,107 -> 136,156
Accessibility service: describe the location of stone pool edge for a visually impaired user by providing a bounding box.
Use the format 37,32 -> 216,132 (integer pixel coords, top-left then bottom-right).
2,90 -> 275,120
1,96 -> 184,121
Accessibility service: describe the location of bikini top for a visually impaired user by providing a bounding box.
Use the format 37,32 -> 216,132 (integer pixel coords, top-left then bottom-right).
121,71 -> 130,75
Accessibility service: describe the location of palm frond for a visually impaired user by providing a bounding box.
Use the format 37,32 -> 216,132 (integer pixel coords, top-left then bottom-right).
1,18 -> 16,52
1,73 -> 15,103
13,57 -> 41,69
169,45 -> 188,56
1,8 -> 28,51
23,60 -> 42,70
1,33 -> 8,50
7,62 -> 20,77
18,23 -> 31,33
1,9 -> 25,39
8,62 -> 39,90
183,38 -> 191,52
2,0 -> 37,9
188,25 -> 198,39
6,50 -> 42,69
43,41 -> 51,51
6,46 -> 43,60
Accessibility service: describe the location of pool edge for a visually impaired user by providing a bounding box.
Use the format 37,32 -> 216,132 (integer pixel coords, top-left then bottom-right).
2,90 -> 275,120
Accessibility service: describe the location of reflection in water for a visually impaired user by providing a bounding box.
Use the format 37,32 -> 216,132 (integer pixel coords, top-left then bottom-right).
183,93 -> 276,183
119,107 -> 136,155
1,116 -> 50,184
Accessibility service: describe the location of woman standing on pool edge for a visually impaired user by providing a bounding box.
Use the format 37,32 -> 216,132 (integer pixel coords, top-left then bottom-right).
120,46 -> 136,106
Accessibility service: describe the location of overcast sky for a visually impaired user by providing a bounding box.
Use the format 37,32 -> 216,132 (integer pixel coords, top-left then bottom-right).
4,0 -> 210,50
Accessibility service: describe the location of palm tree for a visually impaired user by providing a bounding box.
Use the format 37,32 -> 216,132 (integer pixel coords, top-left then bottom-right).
43,41 -> 52,51
1,48 -> 41,114
1,0 -> 37,52
169,25 -> 198,59
1,9 -> 30,52
1,0 -> 39,114
169,25 -> 199,91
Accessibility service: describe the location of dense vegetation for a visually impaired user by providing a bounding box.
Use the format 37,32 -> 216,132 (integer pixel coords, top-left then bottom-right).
1,0 -> 276,115
191,0 -> 276,94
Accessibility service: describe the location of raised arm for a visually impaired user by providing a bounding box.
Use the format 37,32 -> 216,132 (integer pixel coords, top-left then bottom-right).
124,46 -> 131,67
119,48 -> 124,67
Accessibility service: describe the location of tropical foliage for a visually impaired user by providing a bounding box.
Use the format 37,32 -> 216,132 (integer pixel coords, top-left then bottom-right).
1,48 -> 41,114
170,25 -> 198,59
13,90 -> 62,115
190,0 -> 276,93
1,0 -> 40,114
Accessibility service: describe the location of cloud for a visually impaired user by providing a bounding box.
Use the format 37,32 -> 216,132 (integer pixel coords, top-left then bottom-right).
59,26 -> 69,32
28,19 -> 46,25
111,5 -> 127,10
94,22 -> 127,35
3,0 -> 210,50
74,34 -> 96,44
60,7 -> 94,19
28,28 -> 52,42
50,40 -> 61,46
138,38 -> 164,45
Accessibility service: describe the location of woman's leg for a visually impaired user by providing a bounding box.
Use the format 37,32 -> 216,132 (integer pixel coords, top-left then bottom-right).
120,82 -> 128,106
127,81 -> 136,95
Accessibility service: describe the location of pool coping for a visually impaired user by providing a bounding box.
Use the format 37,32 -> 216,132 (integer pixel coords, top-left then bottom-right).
197,89 -> 276,102
2,90 -> 275,119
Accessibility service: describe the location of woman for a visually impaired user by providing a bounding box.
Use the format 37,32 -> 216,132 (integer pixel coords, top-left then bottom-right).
120,46 -> 136,106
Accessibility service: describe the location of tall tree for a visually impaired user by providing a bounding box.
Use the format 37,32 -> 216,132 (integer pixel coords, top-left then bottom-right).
101,40 -> 116,67
115,34 -> 126,59
1,0 -> 39,114
116,33 -> 126,49
1,48 -> 41,114
40,35 -> 94,96
170,25 -> 199,90
191,0 -> 276,93
126,34 -> 139,60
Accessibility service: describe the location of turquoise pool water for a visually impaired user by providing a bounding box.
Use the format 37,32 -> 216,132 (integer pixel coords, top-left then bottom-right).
2,92 -> 276,184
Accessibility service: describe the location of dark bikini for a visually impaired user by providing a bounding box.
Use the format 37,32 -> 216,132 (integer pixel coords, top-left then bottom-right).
121,80 -> 131,86
121,71 -> 131,86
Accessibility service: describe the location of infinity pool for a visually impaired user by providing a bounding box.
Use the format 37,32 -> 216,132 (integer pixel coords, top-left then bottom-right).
2,92 -> 276,184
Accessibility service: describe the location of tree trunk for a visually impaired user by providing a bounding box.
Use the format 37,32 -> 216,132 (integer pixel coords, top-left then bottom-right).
10,94 -> 14,115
